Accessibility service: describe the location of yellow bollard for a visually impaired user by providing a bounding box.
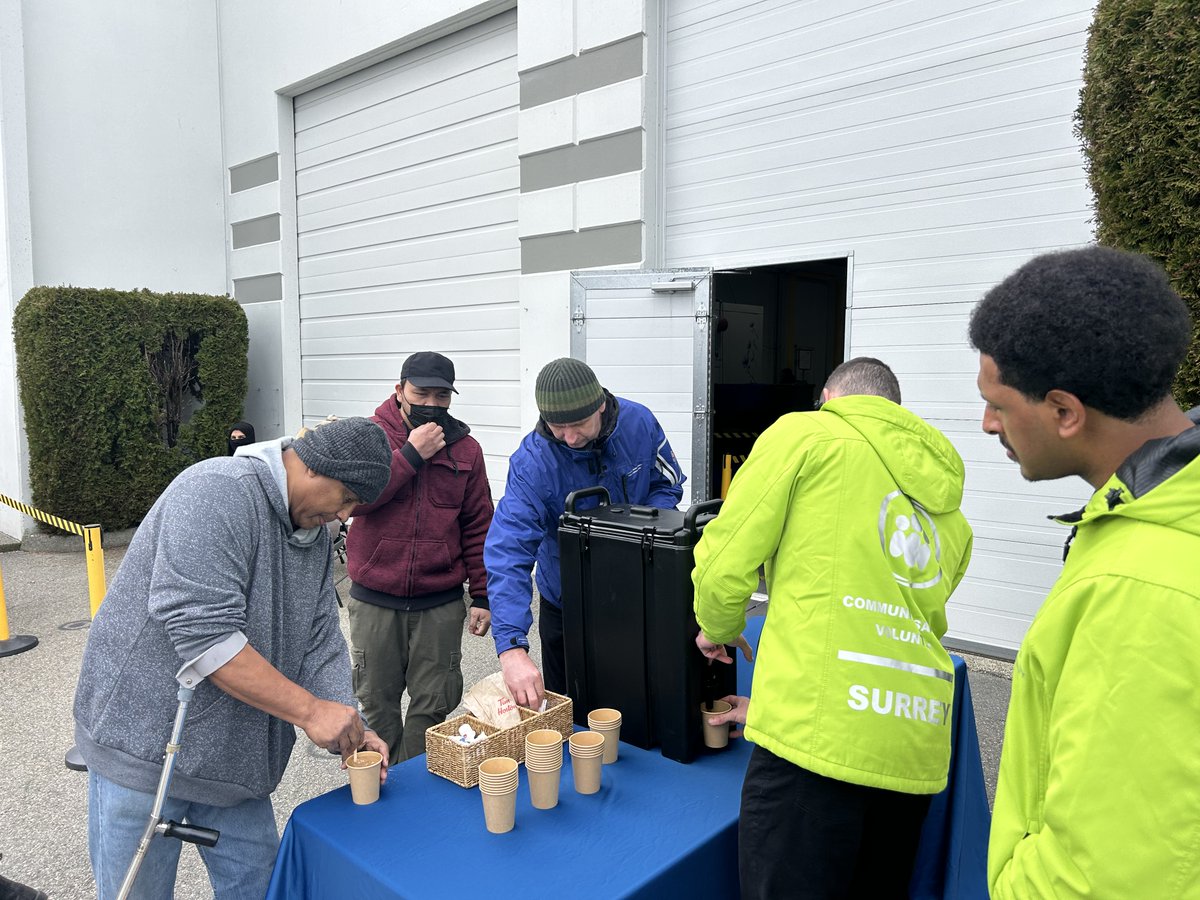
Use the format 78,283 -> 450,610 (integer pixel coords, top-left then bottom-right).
0,567 -> 9,641
721,454 -> 733,499
0,558 -> 39,657
84,524 -> 106,618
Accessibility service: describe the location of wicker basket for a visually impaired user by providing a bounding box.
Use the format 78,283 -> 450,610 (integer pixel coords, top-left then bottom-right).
425,692 -> 574,788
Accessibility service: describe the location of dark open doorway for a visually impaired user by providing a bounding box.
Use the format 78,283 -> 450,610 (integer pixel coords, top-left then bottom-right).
710,258 -> 847,497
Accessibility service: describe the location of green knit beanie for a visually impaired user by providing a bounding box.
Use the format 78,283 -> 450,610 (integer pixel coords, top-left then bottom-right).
535,357 -> 605,424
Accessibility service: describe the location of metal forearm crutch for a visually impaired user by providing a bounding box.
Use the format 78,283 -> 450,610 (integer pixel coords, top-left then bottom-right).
116,667 -> 220,900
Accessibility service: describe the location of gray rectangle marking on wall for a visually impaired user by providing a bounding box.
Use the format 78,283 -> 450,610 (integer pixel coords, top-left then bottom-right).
233,273 -> 283,304
231,214 -> 281,249
230,154 -> 280,193
520,35 -> 644,109
520,130 -> 642,193
521,222 -> 642,274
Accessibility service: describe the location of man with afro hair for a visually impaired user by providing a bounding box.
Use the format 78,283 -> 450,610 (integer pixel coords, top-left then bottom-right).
970,245 -> 1200,897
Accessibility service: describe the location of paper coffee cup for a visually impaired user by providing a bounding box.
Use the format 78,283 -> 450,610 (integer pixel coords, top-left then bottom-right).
527,766 -> 561,810
478,756 -> 519,792
701,700 -> 733,749
587,709 -> 622,764
525,729 -> 564,769
569,732 -> 605,794
481,787 -> 516,833
346,750 -> 383,805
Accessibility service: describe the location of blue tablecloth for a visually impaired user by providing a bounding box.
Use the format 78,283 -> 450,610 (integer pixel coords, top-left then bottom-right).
267,616 -> 989,899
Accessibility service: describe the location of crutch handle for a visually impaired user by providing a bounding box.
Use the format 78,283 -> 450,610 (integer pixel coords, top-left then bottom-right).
162,821 -> 220,847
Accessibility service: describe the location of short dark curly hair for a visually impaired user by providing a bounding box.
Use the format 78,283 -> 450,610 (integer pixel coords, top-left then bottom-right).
969,245 -> 1191,420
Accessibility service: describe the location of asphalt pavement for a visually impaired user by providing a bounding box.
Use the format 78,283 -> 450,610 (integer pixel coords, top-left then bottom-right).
0,540 -> 1011,899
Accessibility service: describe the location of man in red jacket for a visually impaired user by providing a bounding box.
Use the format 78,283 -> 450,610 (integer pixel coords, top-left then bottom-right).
345,351 -> 494,764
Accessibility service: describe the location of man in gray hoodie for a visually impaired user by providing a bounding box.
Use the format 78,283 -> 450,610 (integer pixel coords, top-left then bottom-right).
74,416 -> 393,900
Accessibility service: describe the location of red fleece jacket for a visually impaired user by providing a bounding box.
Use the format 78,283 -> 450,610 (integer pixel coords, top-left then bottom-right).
345,395 -> 492,602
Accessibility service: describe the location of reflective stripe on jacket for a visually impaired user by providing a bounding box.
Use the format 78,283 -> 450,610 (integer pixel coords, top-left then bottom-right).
694,395 -> 973,794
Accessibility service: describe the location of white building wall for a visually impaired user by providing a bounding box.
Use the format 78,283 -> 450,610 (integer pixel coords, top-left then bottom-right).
0,0 -> 33,538
1,0 -> 225,537
21,0 -> 225,292
662,0 -> 1099,654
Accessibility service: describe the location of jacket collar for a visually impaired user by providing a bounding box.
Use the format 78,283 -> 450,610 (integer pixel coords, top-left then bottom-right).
1052,406 -> 1200,558
377,394 -> 471,446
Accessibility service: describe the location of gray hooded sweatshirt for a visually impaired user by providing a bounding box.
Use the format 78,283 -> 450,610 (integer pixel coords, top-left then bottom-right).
73,439 -> 353,806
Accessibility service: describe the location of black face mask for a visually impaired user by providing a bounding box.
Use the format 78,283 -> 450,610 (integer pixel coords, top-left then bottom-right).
228,435 -> 253,455
406,404 -> 450,429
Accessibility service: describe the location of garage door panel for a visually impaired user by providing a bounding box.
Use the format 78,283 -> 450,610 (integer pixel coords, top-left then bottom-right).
300,274 -> 519,320
300,305 -> 516,340
297,72 -> 515,166
299,246 -> 519,295
297,78 -> 518,175
303,328 -> 520,356
299,195 -> 517,258
298,114 -> 517,200
300,220 -> 517,275
304,352 -> 522,383
296,10 -> 520,472
301,63 -> 515,151
295,19 -> 517,131
298,153 -> 517,226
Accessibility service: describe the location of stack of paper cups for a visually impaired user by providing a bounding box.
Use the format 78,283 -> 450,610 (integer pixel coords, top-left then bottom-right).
524,729 -> 564,810
587,708 -> 622,764
568,731 -> 605,794
477,757 -> 519,833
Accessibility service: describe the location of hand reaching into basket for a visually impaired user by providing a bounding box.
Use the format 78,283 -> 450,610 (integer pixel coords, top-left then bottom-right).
499,648 -> 544,709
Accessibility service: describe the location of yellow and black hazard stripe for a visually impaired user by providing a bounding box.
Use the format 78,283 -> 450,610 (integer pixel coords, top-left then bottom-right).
0,494 -> 88,536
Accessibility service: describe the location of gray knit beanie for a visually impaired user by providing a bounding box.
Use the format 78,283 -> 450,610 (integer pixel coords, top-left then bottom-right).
535,357 -> 605,424
292,417 -> 392,503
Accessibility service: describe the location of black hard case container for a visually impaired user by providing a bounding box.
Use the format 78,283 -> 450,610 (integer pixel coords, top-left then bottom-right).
558,488 -> 736,763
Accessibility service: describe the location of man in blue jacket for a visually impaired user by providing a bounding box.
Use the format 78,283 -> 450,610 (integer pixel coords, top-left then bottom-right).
486,358 -> 685,708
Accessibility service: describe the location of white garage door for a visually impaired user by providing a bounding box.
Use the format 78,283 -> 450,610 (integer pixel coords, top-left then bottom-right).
664,1 -> 1098,656
294,10 -> 521,492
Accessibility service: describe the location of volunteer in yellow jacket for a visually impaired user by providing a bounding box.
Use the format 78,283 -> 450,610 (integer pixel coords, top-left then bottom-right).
693,357 -> 973,900
971,245 -> 1200,898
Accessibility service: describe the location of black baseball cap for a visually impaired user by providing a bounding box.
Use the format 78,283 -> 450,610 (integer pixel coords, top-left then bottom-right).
400,351 -> 458,393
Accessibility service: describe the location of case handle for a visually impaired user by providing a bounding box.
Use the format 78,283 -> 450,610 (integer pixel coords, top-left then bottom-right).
684,498 -> 723,534
564,486 -> 611,514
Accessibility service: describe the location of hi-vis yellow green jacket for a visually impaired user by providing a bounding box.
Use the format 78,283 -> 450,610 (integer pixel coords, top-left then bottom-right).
693,395 -> 973,794
989,411 -> 1200,899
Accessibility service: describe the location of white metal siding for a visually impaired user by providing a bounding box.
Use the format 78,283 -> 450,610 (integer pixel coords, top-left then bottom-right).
294,10 -> 521,492
664,0 -> 1098,653
573,271 -> 713,508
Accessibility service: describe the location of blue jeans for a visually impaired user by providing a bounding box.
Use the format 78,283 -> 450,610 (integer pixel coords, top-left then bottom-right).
88,771 -> 278,900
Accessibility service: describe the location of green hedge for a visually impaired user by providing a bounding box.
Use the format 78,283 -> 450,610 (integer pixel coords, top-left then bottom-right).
1076,0 -> 1200,408
13,286 -> 249,531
